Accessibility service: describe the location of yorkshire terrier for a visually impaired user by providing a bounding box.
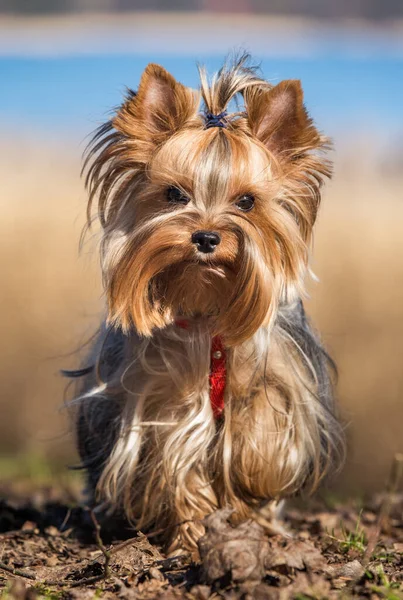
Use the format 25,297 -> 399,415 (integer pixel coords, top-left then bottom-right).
73,54 -> 344,555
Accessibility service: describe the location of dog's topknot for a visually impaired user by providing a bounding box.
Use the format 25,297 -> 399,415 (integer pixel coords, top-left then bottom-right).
198,52 -> 271,115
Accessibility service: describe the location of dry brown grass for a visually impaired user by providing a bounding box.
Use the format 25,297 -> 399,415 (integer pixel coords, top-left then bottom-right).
1,137 -> 402,492
0,139 -> 101,466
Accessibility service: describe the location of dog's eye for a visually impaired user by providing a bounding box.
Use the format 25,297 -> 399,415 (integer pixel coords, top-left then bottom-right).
166,186 -> 190,205
235,194 -> 255,212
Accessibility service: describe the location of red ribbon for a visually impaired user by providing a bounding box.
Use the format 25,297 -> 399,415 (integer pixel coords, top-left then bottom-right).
209,335 -> 226,418
175,320 -> 226,418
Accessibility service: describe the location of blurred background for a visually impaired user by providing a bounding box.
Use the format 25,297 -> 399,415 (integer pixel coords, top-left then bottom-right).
1,0 -> 402,494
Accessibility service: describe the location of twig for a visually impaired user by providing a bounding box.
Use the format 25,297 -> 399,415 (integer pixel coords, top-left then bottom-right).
156,554 -> 191,571
69,574 -> 108,588
59,507 -> 72,532
363,453 -> 403,566
109,535 -> 142,556
0,561 -> 36,581
89,508 -> 111,580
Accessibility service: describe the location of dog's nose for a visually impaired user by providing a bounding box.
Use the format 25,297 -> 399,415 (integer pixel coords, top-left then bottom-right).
191,231 -> 221,254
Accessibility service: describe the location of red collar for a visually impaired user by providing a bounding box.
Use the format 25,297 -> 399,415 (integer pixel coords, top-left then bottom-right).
175,319 -> 226,418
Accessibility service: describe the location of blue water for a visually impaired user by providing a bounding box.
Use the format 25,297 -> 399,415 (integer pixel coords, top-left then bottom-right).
2,53 -> 403,139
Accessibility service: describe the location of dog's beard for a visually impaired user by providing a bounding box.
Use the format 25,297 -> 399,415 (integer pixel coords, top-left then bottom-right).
104,220 -> 282,346
154,261 -> 235,320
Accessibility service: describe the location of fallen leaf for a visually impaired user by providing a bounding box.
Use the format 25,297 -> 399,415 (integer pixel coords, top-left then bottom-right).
21,521 -> 37,532
198,508 -> 269,584
265,539 -> 325,572
335,559 -> 365,580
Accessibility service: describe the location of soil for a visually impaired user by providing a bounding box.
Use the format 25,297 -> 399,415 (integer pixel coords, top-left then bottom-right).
0,479 -> 402,599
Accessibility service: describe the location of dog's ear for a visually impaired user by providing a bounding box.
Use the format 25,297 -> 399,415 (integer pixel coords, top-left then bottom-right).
114,64 -> 198,143
245,80 -> 321,158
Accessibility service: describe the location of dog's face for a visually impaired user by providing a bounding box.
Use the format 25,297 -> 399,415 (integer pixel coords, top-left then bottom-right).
87,61 -> 330,345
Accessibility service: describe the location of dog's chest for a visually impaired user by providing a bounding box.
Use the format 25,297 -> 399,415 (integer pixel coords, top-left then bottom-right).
132,330 -> 261,421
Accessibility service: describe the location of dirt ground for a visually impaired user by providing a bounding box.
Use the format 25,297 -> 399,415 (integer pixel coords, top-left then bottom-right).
1,473 -> 402,600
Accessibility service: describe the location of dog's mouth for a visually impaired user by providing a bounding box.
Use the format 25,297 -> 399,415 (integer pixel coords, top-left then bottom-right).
150,257 -> 237,325
175,258 -> 235,278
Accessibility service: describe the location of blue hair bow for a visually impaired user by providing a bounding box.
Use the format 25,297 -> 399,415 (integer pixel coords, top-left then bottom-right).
204,110 -> 228,129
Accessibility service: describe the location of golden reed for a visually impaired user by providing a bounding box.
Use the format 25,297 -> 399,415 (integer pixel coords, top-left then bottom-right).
72,54 -> 345,554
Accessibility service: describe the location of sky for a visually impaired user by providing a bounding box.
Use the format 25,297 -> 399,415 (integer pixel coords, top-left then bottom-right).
1,19 -> 402,143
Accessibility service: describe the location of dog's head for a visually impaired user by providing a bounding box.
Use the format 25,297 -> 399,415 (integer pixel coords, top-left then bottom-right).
85,55 -> 331,345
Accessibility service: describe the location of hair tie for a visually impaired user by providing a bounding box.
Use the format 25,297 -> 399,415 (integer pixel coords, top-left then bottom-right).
204,110 -> 228,129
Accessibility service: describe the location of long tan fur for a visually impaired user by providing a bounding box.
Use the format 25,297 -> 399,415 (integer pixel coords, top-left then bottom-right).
76,54 -> 344,554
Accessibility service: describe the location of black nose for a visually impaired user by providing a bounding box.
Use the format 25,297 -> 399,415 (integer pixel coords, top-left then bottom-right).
191,231 -> 221,254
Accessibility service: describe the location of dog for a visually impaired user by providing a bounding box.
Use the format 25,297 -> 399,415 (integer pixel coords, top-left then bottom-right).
72,54 -> 345,555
